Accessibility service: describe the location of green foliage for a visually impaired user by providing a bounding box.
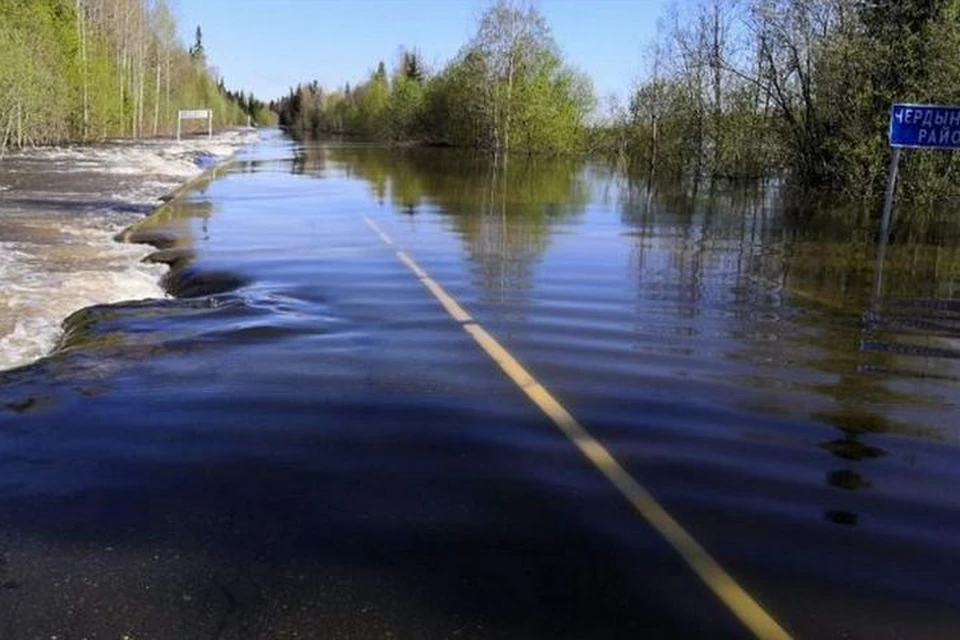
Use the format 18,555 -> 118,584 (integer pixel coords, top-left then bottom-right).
820,0 -> 960,203
611,0 -> 960,204
0,0 -> 263,154
422,51 -> 492,147
388,74 -> 426,141
0,0 -> 75,148
276,2 -> 595,154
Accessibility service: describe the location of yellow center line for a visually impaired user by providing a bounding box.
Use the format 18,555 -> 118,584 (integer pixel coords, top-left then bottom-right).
363,216 -> 793,640
364,217 -> 395,247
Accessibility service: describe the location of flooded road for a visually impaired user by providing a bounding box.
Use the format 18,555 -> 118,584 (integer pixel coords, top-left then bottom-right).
1,131 -> 959,638
0,131 -> 254,370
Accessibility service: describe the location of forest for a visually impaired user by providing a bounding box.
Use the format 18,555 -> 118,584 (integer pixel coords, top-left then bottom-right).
274,3 -> 595,155
0,0 -> 270,155
276,0 -> 960,204
4,0 -> 960,205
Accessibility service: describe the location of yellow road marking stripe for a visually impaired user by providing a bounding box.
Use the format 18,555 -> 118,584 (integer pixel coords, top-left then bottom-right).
363,216 -> 395,246
363,216 -> 793,640
396,251 -> 474,323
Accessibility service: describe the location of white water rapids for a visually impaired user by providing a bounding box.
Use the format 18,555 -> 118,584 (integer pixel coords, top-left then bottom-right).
0,130 -> 257,371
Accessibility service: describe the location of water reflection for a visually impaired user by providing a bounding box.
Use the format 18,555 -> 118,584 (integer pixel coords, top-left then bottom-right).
824,509 -> 859,526
292,144 -> 960,531
292,144 -> 328,177
4,135 -> 960,636
324,147 -> 589,298
614,172 -> 960,525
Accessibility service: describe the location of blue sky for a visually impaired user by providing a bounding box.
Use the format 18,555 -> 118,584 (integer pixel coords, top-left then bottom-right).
173,0 -> 667,104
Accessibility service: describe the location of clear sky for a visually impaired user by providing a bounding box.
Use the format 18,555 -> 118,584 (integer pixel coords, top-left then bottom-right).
173,0 -> 667,105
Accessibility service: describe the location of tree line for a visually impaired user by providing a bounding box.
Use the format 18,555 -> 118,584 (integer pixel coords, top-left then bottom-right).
274,2 -> 595,155
0,0 -> 268,155
276,0 -> 960,204
599,0 -> 960,203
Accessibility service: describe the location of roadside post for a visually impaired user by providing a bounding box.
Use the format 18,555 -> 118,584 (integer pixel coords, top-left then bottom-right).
177,109 -> 213,141
883,103 -> 960,240
874,104 -> 960,305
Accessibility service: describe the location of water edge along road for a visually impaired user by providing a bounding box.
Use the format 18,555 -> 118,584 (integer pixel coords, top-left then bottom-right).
1,131 -> 959,638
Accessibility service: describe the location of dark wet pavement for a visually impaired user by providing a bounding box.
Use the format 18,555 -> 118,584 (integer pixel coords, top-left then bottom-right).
1,132 -> 959,638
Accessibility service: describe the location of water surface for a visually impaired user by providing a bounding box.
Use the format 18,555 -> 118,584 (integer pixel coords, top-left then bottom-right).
0,131 -> 253,369
1,131 -> 959,638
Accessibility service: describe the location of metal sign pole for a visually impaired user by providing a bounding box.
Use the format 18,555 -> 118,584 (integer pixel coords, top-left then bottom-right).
177,114 -> 182,142
876,102 -> 960,302
879,147 -> 901,243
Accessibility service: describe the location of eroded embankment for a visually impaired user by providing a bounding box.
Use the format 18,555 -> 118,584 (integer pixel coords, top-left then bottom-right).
0,130 -> 257,371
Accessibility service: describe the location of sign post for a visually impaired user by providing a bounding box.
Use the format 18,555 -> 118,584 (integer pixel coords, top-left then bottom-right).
879,147 -> 901,243
177,109 -> 213,141
874,103 -> 960,304
883,103 -> 960,240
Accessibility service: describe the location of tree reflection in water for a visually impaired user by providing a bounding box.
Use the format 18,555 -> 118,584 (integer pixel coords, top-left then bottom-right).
318,144 -> 960,529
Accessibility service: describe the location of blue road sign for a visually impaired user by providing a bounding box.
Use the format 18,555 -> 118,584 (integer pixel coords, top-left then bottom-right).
890,104 -> 960,148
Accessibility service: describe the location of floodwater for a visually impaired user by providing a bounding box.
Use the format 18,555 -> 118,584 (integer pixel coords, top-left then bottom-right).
0,131 -> 253,370
1,130 -> 959,638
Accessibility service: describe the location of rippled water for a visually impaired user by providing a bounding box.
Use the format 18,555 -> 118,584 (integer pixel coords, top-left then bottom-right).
0,131 -> 254,370
1,131 -> 959,638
